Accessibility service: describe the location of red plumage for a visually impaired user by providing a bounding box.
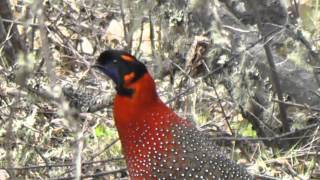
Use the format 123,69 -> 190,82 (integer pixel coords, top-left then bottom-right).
94,50 -> 252,180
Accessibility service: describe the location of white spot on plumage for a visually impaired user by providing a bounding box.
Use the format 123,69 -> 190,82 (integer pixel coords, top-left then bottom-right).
123,110 -> 251,180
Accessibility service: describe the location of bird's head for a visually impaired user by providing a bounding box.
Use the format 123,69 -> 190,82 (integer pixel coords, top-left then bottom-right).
93,50 -> 147,96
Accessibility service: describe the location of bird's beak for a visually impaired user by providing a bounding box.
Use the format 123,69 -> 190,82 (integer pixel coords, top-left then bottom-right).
91,64 -> 101,69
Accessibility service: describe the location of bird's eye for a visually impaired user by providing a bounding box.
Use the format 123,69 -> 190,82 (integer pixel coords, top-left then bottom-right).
113,59 -> 118,63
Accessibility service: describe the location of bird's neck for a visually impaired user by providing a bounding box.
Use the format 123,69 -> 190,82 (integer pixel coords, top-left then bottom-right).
115,72 -> 159,107
113,72 -> 161,131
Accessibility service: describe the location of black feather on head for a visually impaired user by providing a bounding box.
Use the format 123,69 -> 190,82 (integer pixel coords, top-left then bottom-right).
93,50 -> 147,96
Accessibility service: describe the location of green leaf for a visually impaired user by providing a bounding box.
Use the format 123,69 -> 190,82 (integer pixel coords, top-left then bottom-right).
241,123 -> 257,137
95,124 -> 110,137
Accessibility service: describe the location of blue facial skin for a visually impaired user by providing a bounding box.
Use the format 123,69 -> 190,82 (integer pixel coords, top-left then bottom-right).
93,64 -> 120,85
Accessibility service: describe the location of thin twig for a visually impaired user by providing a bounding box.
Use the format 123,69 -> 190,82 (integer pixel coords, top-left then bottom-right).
51,167 -> 127,180
134,18 -> 145,55
149,11 -> 155,57
272,99 -> 320,112
4,157 -> 124,170
119,0 -> 129,50
90,138 -> 120,160
0,17 -> 39,27
247,0 -> 289,132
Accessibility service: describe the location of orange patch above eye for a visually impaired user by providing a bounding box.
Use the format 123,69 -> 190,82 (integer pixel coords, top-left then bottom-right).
124,72 -> 135,83
121,54 -> 135,62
